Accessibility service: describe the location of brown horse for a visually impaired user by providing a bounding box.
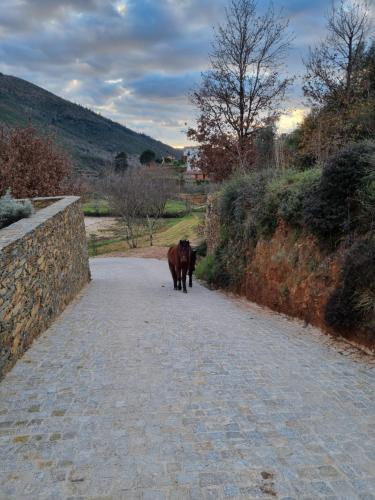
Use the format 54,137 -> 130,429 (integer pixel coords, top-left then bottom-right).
168,240 -> 192,293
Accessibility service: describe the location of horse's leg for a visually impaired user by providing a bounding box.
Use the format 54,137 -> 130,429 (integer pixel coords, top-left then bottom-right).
188,270 -> 193,288
182,266 -> 188,293
169,262 -> 177,290
177,265 -> 182,290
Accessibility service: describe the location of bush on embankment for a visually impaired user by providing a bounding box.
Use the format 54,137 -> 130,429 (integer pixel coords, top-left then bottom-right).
199,141 -> 375,347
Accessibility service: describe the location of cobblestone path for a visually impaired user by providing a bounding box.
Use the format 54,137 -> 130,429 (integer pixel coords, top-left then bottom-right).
1,258 -> 374,500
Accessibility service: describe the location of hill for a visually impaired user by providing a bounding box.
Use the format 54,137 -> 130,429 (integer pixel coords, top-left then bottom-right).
0,73 -> 180,172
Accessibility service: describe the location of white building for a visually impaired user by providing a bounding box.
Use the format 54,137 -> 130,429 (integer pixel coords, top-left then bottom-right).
183,147 -> 200,172
183,146 -> 208,181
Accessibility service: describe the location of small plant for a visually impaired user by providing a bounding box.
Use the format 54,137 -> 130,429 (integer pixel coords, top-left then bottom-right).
0,189 -> 33,229
280,283 -> 290,298
195,247 -> 233,288
88,233 -> 99,256
355,289 -> 375,318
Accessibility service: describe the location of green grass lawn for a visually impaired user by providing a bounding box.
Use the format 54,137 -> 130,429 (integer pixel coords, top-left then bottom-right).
164,199 -> 186,216
83,199 -> 111,216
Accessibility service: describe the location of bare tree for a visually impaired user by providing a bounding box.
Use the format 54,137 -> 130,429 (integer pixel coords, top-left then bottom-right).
98,167 -> 145,249
189,0 -> 293,176
142,167 -> 175,246
303,0 -> 371,108
97,165 -> 175,248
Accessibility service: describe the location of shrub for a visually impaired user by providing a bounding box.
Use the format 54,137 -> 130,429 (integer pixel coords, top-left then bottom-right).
257,168 -> 321,235
0,189 -> 33,229
356,166 -> 375,233
194,240 -> 207,257
326,238 -> 375,331
0,125 -> 71,198
303,142 -> 375,243
220,170 -> 274,242
213,171 -> 275,287
139,149 -> 156,165
294,153 -> 316,171
195,255 -> 217,283
278,168 -> 321,227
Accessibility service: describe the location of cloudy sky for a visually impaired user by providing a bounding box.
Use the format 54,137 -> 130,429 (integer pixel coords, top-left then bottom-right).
0,0 -> 373,147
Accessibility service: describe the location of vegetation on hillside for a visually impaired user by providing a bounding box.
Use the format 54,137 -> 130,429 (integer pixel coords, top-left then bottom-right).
189,0 -> 375,180
197,141 -> 375,338
0,73 -> 179,172
191,0 -> 375,343
282,1 -> 374,169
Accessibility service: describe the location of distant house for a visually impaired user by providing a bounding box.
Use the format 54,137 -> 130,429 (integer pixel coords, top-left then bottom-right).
183,147 -> 208,181
162,155 -> 176,164
183,147 -> 199,171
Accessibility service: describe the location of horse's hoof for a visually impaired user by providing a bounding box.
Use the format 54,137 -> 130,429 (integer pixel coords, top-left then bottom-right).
189,284 -> 192,288
183,289 -> 187,294
174,287 -> 178,290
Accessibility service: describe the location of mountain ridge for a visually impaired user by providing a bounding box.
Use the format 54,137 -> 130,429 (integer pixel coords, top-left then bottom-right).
0,73 -> 180,172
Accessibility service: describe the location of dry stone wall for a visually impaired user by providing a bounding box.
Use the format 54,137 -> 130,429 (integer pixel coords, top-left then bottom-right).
0,196 -> 90,378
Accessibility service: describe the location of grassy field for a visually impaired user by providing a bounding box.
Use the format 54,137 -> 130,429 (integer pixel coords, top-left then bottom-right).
84,198 -> 205,218
83,199 -> 111,216
88,213 -> 203,256
164,199 -> 186,216
153,214 -> 202,246
84,199 -> 186,217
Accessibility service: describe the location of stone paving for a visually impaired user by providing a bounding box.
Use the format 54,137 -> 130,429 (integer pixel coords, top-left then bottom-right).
0,257 -> 374,500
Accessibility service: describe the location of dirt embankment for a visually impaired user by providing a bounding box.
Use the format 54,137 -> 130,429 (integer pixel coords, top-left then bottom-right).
241,222 -> 341,329
204,192 -> 374,352
238,223 -> 374,352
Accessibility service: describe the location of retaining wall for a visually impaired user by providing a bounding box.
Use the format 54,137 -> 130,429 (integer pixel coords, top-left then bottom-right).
0,196 -> 90,377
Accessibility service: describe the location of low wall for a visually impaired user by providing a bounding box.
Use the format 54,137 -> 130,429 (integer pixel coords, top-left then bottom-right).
0,196 -> 91,378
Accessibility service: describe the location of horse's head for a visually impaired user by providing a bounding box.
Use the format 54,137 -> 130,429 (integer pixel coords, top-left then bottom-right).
179,239 -> 190,263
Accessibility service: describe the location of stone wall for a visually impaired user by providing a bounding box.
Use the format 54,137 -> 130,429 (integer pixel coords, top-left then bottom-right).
0,196 -> 91,378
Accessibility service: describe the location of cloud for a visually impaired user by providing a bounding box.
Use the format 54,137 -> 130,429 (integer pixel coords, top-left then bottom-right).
278,108 -> 308,133
0,0 -> 372,147
130,72 -> 201,99
64,79 -> 82,93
